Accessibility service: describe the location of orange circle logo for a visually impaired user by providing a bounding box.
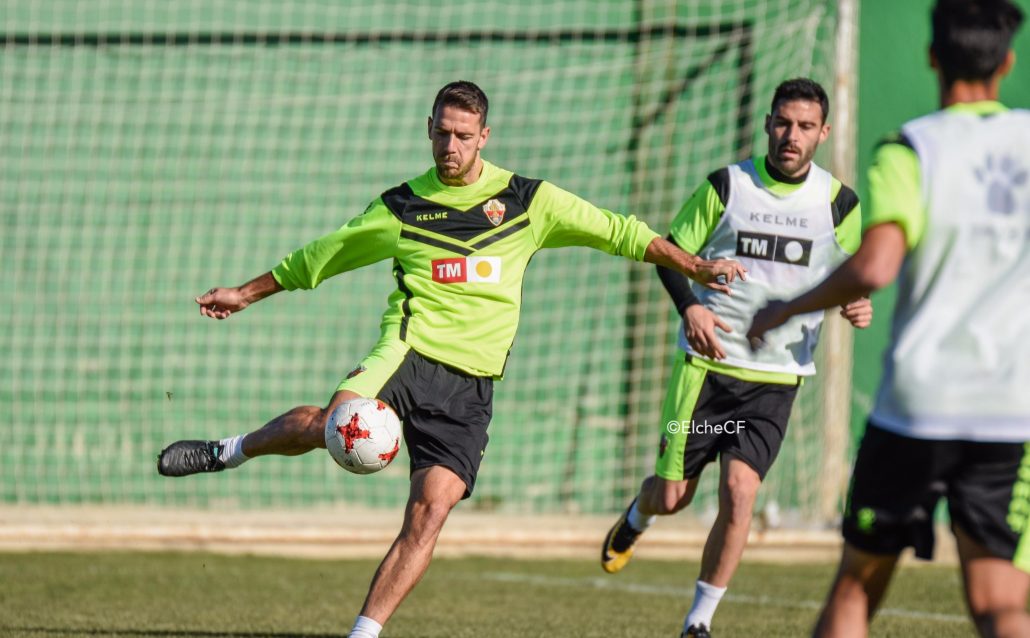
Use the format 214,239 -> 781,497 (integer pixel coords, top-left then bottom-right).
475,261 -> 493,278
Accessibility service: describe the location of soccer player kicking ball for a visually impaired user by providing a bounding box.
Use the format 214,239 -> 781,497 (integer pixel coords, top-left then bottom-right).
156,81 -> 745,638
749,2 -> 1030,637
600,78 -> 872,638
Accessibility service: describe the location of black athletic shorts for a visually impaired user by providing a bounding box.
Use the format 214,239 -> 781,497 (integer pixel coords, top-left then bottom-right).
656,354 -> 799,481
337,340 -> 493,499
843,422 -> 1030,563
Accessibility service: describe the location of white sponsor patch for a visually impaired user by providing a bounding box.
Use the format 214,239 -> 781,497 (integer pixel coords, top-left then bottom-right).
431,257 -> 501,283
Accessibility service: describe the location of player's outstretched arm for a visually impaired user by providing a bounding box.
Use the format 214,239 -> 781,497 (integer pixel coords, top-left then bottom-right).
196,271 -> 284,320
746,223 -> 905,347
644,237 -> 746,294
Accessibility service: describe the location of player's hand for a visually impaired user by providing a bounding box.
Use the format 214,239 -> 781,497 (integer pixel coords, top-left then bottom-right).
684,305 -> 732,360
746,300 -> 791,351
195,287 -> 248,320
690,258 -> 747,294
840,297 -> 873,328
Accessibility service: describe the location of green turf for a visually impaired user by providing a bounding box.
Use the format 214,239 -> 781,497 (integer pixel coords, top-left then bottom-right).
0,552 -> 972,637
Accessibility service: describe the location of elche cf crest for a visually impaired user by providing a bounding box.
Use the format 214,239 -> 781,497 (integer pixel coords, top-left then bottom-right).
482,199 -> 506,226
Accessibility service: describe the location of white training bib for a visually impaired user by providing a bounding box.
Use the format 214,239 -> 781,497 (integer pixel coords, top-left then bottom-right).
681,160 -> 849,375
871,108 -> 1030,441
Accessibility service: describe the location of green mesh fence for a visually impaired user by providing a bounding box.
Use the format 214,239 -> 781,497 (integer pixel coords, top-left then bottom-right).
1,0 -> 841,520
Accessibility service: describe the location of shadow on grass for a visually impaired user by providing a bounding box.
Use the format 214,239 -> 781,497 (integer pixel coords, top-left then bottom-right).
1,628 -> 341,638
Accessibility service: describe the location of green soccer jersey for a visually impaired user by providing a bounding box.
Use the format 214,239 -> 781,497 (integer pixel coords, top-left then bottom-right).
669,155 -> 862,384
271,160 -> 659,378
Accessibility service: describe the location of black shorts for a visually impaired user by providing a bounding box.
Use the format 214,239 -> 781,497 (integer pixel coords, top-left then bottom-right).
843,423 -> 1030,562
656,354 -> 799,481
338,341 -> 493,499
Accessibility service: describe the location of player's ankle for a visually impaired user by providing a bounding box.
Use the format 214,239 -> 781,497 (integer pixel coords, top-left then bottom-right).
348,615 -> 382,638
685,580 -> 727,629
218,434 -> 250,469
627,498 -> 656,532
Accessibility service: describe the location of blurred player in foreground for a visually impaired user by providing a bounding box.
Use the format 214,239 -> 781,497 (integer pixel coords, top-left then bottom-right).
748,2 -> 1030,636
156,81 -> 745,638
601,78 -> 871,637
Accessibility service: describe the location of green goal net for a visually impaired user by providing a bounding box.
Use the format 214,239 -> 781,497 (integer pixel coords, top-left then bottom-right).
1,0 -> 845,524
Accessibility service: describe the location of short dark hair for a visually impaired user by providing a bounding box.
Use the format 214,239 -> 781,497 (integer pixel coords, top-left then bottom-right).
770,78 -> 830,122
431,81 -> 489,126
931,0 -> 1024,86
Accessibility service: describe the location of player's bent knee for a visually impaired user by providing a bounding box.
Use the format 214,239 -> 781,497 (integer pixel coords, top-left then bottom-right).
407,497 -> 456,536
725,469 -> 761,500
652,497 -> 678,516
658,493 -> 692,515
652,481 -> 693,515
723,478 -> 760,522
407,468 -> 465,525
282,406 -> 330,449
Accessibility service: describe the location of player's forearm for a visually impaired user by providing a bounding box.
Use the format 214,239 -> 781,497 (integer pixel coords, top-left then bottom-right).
238,271 -> 284,305
783,260 -> 874,317
643,237 -> 702,279
655,235 -> 702,314
783,224 -> 906,316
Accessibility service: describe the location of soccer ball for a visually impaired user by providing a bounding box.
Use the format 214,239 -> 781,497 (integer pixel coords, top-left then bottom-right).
324,398 -> 402,475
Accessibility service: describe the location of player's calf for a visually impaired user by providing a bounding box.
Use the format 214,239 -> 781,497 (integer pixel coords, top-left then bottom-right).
719,463 -> 761,525
643,474 -> 698,515
601,476 -> 697,574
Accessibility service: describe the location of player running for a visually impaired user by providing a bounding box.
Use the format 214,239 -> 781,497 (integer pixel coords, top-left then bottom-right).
749,2 -> 1030,636
601,78 -> 872,638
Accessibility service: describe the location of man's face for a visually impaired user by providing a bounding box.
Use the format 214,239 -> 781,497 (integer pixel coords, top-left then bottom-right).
764,99 -> 830,177
428,105 -> 490,185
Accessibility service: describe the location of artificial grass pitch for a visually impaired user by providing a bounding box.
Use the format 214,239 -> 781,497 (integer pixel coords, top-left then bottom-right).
0,551 -> 972,637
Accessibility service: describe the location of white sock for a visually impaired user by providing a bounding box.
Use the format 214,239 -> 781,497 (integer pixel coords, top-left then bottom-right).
684,580 -> 727,629
627,499 -> 656,532
348,615 -> 382,638
217,434 -> 249,469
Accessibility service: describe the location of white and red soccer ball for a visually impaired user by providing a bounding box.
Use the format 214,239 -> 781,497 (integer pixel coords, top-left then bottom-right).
324,398 -> 402,474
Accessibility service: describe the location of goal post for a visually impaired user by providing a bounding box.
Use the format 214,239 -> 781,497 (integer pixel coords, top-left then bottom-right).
819,0 -> 859,524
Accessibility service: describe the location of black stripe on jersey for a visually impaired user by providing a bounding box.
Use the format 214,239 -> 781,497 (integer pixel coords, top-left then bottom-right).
831,184 -> 860,228
381,182 -> 417,218
706,168 -> 731,206
469,218 -> 531,251
379,174 -> 543,243
393,259 -> 414,341
399,229 -> 474,256
507,174 -> 544,208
